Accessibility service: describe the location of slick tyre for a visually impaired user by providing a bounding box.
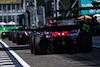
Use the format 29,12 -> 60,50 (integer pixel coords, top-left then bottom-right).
16,34 -> 25,45
77,31 -> 92,52
1,36 -> 5,39
1,33 -> 5,39
34,35 -> 47,55
8,33 -> 11,40
13,33 -> 17,43
30,35 -> 35,54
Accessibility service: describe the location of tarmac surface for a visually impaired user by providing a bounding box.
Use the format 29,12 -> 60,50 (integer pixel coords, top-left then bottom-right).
0,36 -> 100,67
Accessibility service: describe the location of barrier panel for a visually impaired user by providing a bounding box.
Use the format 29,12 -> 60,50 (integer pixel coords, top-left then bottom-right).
0,26 -> 19,34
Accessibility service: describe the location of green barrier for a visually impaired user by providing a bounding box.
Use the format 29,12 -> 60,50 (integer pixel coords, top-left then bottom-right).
0,26 -> 19,34
97,25 -> 100,30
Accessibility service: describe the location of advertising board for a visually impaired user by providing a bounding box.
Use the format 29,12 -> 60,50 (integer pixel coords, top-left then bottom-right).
0,26 -> 19,34
0,0 -> 22,4
81,0 -> 100,15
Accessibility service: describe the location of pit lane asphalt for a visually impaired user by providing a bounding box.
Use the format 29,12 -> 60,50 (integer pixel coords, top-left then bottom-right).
1,37 -> 100,67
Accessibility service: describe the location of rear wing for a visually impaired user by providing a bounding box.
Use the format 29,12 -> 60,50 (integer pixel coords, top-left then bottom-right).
40,25 -> 80,31
11,25 -> 80,32
11,28 -> 40,31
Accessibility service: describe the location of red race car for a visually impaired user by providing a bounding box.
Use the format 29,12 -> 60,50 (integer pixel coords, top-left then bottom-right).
30,25 -> 92,55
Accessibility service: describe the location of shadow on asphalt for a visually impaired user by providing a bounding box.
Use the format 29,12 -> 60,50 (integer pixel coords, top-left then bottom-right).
0,46 -> 30,51
9,46 -> 30,50
62,48 -> 100,66
0,48 -> 8,51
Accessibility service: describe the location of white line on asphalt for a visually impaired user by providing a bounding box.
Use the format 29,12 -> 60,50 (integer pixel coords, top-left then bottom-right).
0,39 -> 31,67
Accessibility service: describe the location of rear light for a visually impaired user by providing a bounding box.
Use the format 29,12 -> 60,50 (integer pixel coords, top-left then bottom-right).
52,32 -> 60,37
58,33 -> 61,35
62,33 -> 64,35
24,31 -> 28,36
62,32 -> 70,37
3,33 -> 5,35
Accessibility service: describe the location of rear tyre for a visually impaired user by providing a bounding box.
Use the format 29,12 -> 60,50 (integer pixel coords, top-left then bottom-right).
30,35 -> 35,54
1,36 -> 5,39
34,35 -> 47,55
13,33 -> 17,43
77,31 -> 92,52
1,33 -> 5,39
8,32 -> 11,40
16,34 -> 25,45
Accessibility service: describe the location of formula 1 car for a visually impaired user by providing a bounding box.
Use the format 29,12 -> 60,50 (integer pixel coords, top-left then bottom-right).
9,28 -> 32,45
8,29 -> 18,42
30,25 -> 92,55
16,30 -> 33,45
1,32 -> 9,39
